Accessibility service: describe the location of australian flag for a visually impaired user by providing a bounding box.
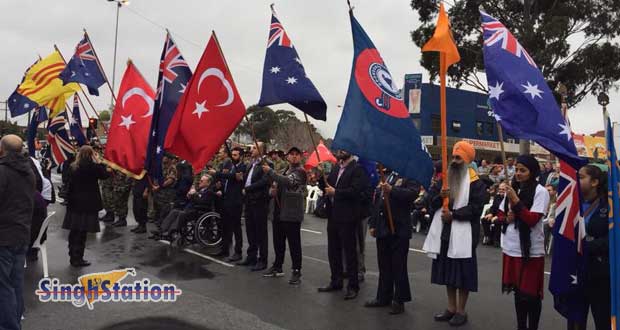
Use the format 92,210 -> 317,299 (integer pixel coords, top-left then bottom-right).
479,10 -> 587,321
145,32 -> 192,182
332,10 -> 433,188
26,107 -> 48,157
68,95 -> 87,146
257,13 -> 327,121
60,34 -> 106,96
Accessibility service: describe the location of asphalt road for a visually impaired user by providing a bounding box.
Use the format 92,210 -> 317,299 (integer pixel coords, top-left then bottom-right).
20,190 -> 576,330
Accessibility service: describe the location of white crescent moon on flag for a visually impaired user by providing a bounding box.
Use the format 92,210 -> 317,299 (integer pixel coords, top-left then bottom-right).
122,87 -> 155,118
197,68 -> 234,107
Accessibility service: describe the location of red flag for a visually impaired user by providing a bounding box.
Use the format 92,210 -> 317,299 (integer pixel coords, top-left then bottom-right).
304,140 -> 337,170
165,32 -> 246,173
104,61 -> 155,178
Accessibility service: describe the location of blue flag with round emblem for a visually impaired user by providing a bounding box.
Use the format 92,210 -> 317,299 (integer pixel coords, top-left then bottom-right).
332,9 -> 433,188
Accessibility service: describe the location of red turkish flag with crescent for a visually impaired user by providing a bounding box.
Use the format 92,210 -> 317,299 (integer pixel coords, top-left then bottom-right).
165,33 -> 246,173
304,140 -> 337,170
104,61 -> 155,178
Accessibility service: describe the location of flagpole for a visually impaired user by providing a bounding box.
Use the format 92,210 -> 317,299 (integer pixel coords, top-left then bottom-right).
54,44 -> 108,134
440,53 -> 449,210
83,29 -> 118,105
302,113 -> 330,181
378,164 -> 396,234
497,123 -> 507,167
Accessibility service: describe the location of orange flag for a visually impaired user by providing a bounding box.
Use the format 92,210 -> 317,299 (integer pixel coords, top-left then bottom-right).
422,2 -> 460,71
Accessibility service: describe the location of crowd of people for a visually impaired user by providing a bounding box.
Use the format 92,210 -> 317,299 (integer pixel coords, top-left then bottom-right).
0,134 -> 612,330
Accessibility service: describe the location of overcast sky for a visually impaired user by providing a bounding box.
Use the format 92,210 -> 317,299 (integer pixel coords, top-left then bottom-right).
1,0 -> 617,138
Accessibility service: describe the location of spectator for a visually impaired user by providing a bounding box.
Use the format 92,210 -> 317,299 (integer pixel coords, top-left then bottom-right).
0,135 -> 36,330
543,184 -> 557,254
477,159 -> 490,176
488,164 -> 506,184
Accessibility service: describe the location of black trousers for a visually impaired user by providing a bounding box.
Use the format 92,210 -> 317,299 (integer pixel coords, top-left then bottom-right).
132,194 -> 148,226
376,235 -> 412,303
245,201 -> 269,263
272,220 -> 302,270
67,230 -> 87,261
222,205 -> 243,256
327,221 -> 359,290
566,281 -> 611,330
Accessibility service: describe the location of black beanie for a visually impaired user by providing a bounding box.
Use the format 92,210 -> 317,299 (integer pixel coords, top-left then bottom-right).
516,155 -> 540,180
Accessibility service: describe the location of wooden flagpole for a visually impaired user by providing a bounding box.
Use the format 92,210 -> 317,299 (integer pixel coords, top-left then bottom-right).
378,164 -> 396,234
440,53 -> 449,210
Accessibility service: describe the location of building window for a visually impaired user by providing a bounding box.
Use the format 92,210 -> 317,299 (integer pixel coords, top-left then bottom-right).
431,115 -> 441,135
485,122 -> 494,136
451,120 -> 462,133
476,121 -> 484,136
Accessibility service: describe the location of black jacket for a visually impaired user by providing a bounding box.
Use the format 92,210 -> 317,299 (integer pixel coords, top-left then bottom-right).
585,196 -> 610,286
186,186 -> 216,211
67,161 -> 110,213
243,159 -> 273,204
369,174 -> 418,239
216,160 -> 247,208
430,171 -> 488,248
269,164 -> 307,223
322,160 -> 369,223
0,152 -> 36,246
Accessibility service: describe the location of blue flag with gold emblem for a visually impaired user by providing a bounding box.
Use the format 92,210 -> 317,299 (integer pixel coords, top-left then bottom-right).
607,118 -> 620,329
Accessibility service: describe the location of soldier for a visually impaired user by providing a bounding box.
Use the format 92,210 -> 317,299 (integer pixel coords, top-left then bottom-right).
269,150 -> 287,173
110,170 -> 133,227
99,173 -> 115,223
149,153 -> 177,237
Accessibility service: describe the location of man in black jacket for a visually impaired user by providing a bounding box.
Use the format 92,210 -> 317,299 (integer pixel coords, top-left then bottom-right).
0,135 -> 36,330
239,142 -> 273,271
365,169 -> 418,315
211,147 -> 247,262
318,150 -> 369,300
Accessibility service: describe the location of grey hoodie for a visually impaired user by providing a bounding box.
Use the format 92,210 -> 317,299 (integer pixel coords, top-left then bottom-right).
0,152 -> 36,246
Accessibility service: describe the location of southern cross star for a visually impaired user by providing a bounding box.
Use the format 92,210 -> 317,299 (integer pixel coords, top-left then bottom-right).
522,81 -> 543,99
270,66 -> 281,74
286,76 -> 298,85
489,81 -> 504,100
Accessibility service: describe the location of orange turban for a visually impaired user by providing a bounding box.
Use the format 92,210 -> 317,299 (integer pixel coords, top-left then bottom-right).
452,141 -> 475,164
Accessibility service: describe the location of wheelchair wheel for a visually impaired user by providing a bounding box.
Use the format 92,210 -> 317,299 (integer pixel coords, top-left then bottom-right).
195,211 -> 223,249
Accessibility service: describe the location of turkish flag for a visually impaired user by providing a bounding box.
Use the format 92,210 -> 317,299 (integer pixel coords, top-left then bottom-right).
304,140 -> 337,170
104,61 -> 155,178
165,33 -> 246,173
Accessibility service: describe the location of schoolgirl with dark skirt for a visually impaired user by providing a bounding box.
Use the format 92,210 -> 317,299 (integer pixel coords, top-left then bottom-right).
500,155 -> 549,330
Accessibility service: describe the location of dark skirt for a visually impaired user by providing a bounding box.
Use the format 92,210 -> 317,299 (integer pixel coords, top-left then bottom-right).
502,254 -> 545,298
431,240 -> 478,292
62,210 -> 100,233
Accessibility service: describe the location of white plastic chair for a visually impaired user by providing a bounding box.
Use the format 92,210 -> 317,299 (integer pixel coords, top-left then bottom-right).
31,211 -> 56,278
305,185 -> 322,214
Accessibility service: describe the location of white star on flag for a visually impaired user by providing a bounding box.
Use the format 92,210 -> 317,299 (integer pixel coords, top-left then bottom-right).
489,81 -> 504,100
179,83 -> 187,94
294,57 -> 302,64
559,122 -> 572,141
156,145 -> 162,154
570,274 -> 578,285
522,81 -> 543,99
24,103 -> 30,109
270,66 -> 281,74
192,100 -> 209,119
71,71 -> 76,77
119,115 -> 136,130
286,77 -> 298,85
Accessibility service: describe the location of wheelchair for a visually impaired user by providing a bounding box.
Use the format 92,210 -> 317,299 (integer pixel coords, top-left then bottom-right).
170,207 -> 224,255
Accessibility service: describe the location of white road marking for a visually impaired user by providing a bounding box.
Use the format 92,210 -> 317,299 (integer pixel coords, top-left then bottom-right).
301,228 -> 322,235
302,255 -> 329,265
158,240 -> 235,268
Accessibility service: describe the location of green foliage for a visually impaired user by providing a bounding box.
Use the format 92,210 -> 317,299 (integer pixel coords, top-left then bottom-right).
98,110 -> 111,122
0,121 -> 25,139
410,0 -> 620,107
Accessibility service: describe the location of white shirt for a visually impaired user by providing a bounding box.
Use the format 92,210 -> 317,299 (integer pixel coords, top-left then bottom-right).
501,184 -> 550,258
245,160 -> 259,188
30,157 -> 52,202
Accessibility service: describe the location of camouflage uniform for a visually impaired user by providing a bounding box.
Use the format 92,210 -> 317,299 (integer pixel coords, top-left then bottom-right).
273,158 -> 288,174
153,163 -> 177,226
111,171 -> 133,220
100,176 -> 115,215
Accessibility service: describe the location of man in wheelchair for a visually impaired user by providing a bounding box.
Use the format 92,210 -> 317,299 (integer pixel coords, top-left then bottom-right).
150,174 -> 218,242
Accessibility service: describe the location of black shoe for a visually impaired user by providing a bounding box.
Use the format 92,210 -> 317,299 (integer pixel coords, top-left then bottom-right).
70,259 -> 91,267
263,266 -> 284,277
251,262 -> 267,272
389,301 -> 405,315
364,299 -> 390,308
289,270 -> 301,285
448,313 -> 468,327
344,288 -> 358,300
434,310 -> 456,322
317,283 -> 343,292
102,212 -> 115,223
133,225 -> 147,234
112,219 -> 127,227
237,258 -> 257,266
226,253 -> 242,262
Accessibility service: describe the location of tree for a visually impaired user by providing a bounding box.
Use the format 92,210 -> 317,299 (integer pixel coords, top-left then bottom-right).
98,110 -> 111,122
410,0 -> 620,107
0,121 -> 25,139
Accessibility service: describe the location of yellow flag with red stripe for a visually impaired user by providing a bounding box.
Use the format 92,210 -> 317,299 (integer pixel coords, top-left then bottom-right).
16,51 -> 79,117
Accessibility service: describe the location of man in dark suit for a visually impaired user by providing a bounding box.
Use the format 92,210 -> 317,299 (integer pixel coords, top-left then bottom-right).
238,142 -> 272,271
211,147 -> 247,262
318,150 -> 369,300
365,169 -> 419,315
